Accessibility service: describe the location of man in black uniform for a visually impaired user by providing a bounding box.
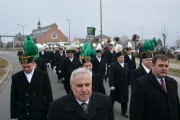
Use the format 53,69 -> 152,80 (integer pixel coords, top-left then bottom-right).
91,49 -> 106,79
10,36 -> 53,120
124,47 -> 136,85
61,49 -> 78,94
132,51 -> 152,87
109,51 -> 129,118
54,47 -> 66,82
104,44 -> 116,81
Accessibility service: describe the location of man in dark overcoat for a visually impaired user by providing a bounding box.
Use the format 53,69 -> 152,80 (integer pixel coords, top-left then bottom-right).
130,54 -> 180,120
61,49 -> 78,94
132,51 -> 152,87
54,47 -> 66,82
91,50 -> 106,79
104,44 -> 116,80
109,51 -> 129,118
124,48 -> 136,85
48,68 -> 114,120
10,56 -> 53,120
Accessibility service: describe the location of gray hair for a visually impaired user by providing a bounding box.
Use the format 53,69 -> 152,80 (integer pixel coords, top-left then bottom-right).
70,68 -> 92,84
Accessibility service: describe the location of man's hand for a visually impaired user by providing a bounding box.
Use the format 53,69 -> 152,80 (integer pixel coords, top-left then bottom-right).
110,87 -> 115,91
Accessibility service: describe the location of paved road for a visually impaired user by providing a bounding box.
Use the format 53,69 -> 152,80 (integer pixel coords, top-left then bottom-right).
0,51 -> 180,120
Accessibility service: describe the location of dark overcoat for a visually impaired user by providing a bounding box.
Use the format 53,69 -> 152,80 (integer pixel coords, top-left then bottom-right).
131,65 -> 147,87
11,69 -> 53,120
92,57 -> 106,78
109,61 -> 129,103
130,71 -> 180,120
61,57 -> 79,93
92,72 -> 106,94
124,54 -> 136,84
48,92 -> 115,120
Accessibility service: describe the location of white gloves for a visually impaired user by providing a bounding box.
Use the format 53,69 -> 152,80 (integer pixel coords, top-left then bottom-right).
110,87 -> 115,90
58,70 -> 61,73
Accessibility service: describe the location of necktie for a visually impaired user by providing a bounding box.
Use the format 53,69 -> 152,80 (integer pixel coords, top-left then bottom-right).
161,79 -> 166,92
81,103 -> 88,114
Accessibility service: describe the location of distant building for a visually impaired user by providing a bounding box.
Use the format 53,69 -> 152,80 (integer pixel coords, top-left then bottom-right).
31,21 -> 68,44
95,34 -> 110,45
13,32 -> 25,47
72,37 -> 93,44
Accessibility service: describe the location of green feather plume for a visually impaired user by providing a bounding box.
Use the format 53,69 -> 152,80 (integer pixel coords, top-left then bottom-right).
23,36 -> 38,61
142,38 -> 157,52
80,42 -> 96,60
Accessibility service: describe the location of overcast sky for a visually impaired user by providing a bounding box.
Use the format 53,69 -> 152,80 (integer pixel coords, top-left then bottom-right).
0,0 -> 180,46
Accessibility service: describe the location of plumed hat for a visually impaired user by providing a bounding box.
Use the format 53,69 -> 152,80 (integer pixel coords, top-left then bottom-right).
114,44 -> 124,57
96,43 -> 102,53
23,36 -> 38,61
141,38 -> 157,59
80,42 -> 96,61
126,41 -> 133,51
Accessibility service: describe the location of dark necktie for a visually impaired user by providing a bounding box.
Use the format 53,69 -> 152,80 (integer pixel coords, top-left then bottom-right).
81,103 -> 88,114
161,79 -> 166,92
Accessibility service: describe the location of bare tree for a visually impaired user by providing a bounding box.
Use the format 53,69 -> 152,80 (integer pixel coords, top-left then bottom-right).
160,25 -> 168,47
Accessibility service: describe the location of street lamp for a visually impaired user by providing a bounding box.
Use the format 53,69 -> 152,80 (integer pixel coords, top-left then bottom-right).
66,19 -> 71,44
100,0 -> 103,43
17,24 -> 29,35
176,32 -> 180,48
140,27 -> 143,43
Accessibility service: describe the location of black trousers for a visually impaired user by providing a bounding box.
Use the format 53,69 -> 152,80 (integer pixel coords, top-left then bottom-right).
112,101 -> 128,114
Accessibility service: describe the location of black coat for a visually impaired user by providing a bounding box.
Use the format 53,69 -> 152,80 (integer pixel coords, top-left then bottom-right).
61,57 -> 79,93
131,65 -> 148,87
11,69 -> 53,120
104,50 -> 116,66
92,57 -> 106,78
109,61 -> 129,103
130,71 -> 180,120
62,57 -> 79,81
54,53 -> 66,73
48,92 -> 115,120
92,72 -> 106,94
72,60 -> 83,71
35,57 -> 47,72
124,54 -> 136,84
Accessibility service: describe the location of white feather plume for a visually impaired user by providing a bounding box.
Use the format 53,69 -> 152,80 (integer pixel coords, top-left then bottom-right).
114,44 -> 122,53
36,44 -> 44,52
127,42 -> 133,48
110,41 -> 115,46
80,43 -> 84,47
96,43 -> 102,50
92,43 -> 97,48
43,43 -> 48,49
101,41 -> 104,46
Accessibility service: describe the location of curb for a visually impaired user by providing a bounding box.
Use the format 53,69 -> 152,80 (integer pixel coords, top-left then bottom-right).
0,57 -> 13,87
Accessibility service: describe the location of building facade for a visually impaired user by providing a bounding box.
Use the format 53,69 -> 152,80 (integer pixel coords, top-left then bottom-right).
31,21 -> 68,44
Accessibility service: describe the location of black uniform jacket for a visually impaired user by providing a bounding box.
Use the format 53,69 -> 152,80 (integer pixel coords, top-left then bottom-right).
48,92 -> 115,120
130,71 -> 180,120
109,61 -> 129,103
11,68 -> 53,120
92,57 -> 106,78
92,72 -> 106,94
132,65 -> 147,87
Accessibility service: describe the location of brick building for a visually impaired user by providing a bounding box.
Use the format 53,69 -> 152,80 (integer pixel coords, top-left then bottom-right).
31,21 -> 68,44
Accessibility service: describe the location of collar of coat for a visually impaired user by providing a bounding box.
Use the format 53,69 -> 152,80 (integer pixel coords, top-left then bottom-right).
64,92 -> 104,119
147,71 -> 175,93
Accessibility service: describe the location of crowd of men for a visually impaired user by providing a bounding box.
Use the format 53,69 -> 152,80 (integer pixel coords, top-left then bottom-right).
12,37 -> 180,120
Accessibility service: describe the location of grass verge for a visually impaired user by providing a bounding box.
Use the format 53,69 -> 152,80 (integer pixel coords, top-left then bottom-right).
0,57 -> 8,77
169,68 -> 180,76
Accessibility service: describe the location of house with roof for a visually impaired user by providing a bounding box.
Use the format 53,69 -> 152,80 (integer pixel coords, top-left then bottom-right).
31,21 -> 68,44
